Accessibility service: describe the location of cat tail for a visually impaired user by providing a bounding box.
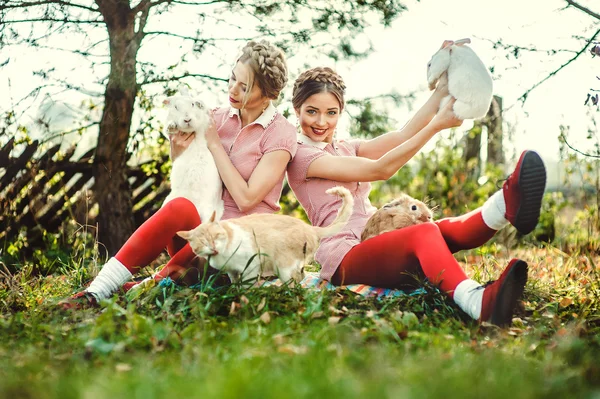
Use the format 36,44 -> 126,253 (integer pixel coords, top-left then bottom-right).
314,186 -> 354,239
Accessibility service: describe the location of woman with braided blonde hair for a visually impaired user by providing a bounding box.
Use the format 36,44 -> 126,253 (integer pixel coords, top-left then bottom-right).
287,65 -> 546,327
60,40 -> 297,309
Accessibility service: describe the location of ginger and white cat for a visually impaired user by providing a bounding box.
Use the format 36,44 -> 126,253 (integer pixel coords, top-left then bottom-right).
163,86 -> 224,223
177,187 -> 354,285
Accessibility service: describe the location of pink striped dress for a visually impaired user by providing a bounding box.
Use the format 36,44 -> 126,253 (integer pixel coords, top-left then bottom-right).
286,135 -> 377,281
213,103 -> 297,219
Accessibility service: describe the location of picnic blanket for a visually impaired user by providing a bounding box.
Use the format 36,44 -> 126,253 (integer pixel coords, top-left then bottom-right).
258,272 -> 425,298
150,272 -> 425,299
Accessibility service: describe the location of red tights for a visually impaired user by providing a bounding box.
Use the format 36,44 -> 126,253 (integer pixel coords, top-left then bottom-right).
114,197 -> 201,279
332,209 -> 496,296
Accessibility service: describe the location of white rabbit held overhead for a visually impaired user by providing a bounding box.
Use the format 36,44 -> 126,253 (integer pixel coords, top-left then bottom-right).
162,86 -> 224,223
427,38 -> 493,120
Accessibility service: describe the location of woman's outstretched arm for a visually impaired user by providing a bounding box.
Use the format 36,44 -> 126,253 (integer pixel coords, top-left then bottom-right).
307,98 -> 462,182
357,78 -> 449,160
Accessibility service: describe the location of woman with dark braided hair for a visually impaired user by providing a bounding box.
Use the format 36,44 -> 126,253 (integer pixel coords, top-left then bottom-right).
287,66 -> 546,327
60,40 -> 297,309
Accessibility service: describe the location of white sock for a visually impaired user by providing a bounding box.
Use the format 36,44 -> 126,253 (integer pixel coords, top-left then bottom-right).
86,257 -> 132,301
481,190 -> 508,230
453,279 -> 484,320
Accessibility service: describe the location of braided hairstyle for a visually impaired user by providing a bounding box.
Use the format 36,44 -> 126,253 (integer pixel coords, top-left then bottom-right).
237,40 -> 288,106
292,67 -> 346,111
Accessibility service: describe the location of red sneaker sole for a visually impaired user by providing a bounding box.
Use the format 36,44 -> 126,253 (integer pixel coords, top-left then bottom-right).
490,260 -> 528,327
514,151 -> 546,235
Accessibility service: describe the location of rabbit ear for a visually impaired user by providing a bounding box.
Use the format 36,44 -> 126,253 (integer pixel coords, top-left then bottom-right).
454,38 -> 471,46
178,84 -> 190,96
441,40 -> 454,49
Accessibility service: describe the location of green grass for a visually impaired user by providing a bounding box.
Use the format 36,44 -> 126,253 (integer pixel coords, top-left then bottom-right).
1,244 -> 599,399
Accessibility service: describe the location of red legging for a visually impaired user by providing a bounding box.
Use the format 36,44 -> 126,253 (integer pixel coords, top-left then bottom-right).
332,209 -> 496,296
114,197 -> 201,279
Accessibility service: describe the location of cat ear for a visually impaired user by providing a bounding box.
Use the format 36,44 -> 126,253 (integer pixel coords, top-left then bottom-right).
209,211 -> 216,223
177,230 -> 193,240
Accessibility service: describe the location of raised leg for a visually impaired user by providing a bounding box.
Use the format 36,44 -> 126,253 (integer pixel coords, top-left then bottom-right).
435,150 -> 547,252
332,223 -> 527,326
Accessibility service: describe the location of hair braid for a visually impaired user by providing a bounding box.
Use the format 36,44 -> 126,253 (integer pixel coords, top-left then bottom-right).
238,40 -> 288,101
292,67 -> 346,111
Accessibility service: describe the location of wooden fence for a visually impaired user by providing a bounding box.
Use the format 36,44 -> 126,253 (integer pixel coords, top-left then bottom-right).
0,138 -> 170,254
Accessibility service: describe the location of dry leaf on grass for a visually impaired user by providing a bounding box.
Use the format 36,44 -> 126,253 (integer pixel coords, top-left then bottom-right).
259,312 -> 271,324
115,363 -> 132,372
257,297 -> 266,312
278,345 -> 308,355
559,297 -> 573,308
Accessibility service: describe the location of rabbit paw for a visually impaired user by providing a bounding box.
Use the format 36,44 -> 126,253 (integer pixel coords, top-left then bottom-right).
166,121 -> 178,135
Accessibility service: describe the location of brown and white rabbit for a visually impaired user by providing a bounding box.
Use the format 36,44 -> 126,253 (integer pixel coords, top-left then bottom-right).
361,193 -> 433,242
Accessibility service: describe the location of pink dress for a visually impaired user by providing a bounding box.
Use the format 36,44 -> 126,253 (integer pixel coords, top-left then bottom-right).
213,103 -> 297,219
286,135 -> 376,281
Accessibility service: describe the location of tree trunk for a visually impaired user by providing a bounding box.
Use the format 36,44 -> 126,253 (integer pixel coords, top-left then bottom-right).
486,95 -> 504,165
93,0 -> 139,256
465,122 -> 482,163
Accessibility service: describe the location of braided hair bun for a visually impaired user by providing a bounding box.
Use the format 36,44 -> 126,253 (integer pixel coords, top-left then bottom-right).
292,67 -> 346,110
238,40 -> 288,101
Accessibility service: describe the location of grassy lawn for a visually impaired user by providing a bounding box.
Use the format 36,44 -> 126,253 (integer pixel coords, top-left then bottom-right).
1,245 -> 599,399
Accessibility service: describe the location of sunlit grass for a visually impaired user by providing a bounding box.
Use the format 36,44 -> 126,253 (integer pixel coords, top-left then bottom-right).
1,236 -> 599,398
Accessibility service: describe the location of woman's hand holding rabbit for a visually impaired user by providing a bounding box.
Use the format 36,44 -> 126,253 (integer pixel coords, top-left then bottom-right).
205,113 -> 221,152
169,131 -> 195,161
429,97 -> 463,131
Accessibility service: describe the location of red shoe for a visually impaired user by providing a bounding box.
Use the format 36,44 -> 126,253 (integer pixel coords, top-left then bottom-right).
122,281 -> 141,292
503,150 -> 546,235
58,291 -> 98,310
480,259 -> 528,327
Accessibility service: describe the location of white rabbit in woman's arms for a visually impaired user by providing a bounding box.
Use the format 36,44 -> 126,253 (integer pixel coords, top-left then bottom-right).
163,86 -> 224,223
427,38 -> 493,120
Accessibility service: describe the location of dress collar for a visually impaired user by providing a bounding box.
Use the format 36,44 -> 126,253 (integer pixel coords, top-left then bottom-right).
227,101 -> 277,128
297,133 -> 329,149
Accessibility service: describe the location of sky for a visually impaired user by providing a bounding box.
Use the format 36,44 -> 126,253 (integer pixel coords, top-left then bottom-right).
330,0 -> 599,163
1,0 -> 598,176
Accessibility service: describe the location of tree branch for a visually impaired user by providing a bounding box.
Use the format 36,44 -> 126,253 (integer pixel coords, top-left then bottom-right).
565,0 -> 600,21
474,36 -> 577,56
28,43 -> 107,58
560,132 -> 600,158
40,121 -> 100,145
517,28 -> 600,105
139,73 -> 227,87
132,0 -> 150,14
0,0 -> 99,13
2,17 -> 103,24
134,1 -> 151,42
144,31 -> 255,42
166,0 -> 231,6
